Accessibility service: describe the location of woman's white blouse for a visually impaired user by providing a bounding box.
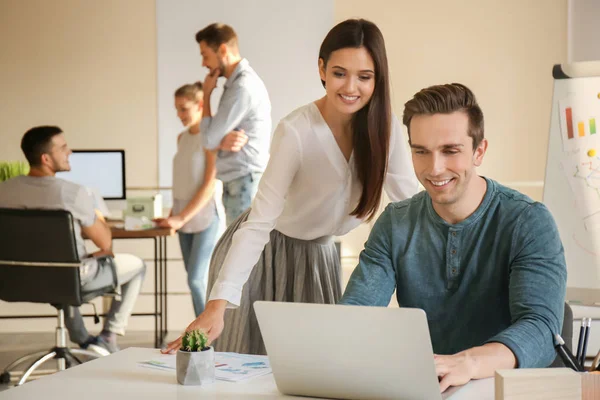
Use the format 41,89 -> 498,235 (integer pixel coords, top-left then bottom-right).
209,102 -> 419,306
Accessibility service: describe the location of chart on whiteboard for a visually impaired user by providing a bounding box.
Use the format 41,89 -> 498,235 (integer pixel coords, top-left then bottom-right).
561,150 -> 600,232
559,93 -> 600,235
559,96 -> 599,152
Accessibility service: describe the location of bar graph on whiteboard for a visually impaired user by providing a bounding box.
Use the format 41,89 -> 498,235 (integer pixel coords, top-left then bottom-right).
559,96 -> 600,152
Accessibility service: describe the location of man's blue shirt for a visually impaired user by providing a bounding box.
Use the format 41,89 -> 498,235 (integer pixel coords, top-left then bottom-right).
200,58 -> 271,182
340,177 -> 567,368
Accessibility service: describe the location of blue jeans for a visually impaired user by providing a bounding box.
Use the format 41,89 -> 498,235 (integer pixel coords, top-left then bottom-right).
66,254 -> 146,343
178,216 -> 221,316
222,172 -> 262,226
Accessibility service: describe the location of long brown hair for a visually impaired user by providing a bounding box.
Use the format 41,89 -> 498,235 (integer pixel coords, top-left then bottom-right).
319,19 -> 391,221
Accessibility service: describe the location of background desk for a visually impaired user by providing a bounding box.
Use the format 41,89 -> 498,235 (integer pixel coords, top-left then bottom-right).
109,224 -> 174,348
0,348 -> 494,399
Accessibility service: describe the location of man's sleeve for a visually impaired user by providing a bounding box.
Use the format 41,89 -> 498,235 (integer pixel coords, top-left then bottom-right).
200,85 -> 252,150
339,204 -> 397,307
70,186 -> 97,227
486,203 -> 567,368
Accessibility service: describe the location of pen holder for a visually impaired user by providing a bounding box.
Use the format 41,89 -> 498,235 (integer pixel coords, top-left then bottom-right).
495,368 -> 581,399
581,371 -> 600,400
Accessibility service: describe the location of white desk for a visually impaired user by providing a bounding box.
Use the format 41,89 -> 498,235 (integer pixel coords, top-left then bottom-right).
1,348 -> 494,399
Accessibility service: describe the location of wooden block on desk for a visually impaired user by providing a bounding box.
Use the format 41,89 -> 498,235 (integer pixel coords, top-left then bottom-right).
581,371 -> 600,400
495,368 -> 581,400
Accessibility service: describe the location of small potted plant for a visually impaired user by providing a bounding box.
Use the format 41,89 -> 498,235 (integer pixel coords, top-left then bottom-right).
176,329 -> 215,385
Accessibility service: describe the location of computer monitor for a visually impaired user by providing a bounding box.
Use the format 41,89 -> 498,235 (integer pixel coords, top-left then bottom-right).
57,150 -> 126,200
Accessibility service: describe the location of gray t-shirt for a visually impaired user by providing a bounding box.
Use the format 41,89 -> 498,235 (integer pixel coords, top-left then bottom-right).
0,175 -> 98,281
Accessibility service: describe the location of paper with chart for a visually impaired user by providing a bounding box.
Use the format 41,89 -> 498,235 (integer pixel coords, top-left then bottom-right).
558,91 -> 600,234
138,352 -> 272,382
558,96 -> 600,152
213,353 -> 272,382
561,150 -> 600,232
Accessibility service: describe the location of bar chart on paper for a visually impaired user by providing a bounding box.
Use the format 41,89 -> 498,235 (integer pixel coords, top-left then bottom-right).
560,97 -> 599,151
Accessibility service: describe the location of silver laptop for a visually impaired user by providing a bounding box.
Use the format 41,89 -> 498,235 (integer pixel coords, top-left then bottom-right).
254,301 -> 451,400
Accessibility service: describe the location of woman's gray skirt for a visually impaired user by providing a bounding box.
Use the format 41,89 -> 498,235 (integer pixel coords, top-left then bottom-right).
207,208 -> 342,355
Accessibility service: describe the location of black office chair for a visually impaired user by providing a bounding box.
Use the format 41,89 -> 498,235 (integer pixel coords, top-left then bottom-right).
0,208 -> 114,385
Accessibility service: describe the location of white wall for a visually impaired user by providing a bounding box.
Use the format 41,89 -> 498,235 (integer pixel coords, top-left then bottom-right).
156,0 -> 334,190
568,0 -> 600,62
0,0 -> 158,188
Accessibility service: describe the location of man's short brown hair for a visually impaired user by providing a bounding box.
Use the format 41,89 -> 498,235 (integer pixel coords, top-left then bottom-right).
21,126 -> 63,166
195,23 -> 238,51
402,83 -> 484,150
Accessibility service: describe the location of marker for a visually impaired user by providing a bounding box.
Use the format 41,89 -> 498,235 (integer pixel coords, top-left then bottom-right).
580,318 -> 592,369
576,318 -> 586,363
555,334 -> 583,372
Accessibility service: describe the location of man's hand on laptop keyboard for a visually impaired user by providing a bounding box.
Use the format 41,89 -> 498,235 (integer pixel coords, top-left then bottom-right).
434,352 -> 476,392
435,343 -> 517,392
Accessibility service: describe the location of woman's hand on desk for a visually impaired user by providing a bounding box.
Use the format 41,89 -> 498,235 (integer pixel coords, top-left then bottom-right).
154,216 -> 185,230
161,299 -> 228,354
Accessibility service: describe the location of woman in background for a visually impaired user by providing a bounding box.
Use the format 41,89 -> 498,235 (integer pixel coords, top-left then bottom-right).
156,82 -> 222,317
164,19 -> 419,354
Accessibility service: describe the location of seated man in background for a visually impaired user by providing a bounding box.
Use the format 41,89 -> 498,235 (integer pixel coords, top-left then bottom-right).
339,83 -> 567,392
0,126 -> 146,353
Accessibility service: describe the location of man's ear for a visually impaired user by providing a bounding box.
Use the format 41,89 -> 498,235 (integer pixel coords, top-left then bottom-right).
40,153 -> 51,168
218,43 -> 228,58
473,138 -> 488,167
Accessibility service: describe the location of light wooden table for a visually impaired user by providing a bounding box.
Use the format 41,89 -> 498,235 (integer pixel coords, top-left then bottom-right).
1,348 -> 494,399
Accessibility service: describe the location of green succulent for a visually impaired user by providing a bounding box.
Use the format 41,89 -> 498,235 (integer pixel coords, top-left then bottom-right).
0,161 -> 29,183
181,329 -> 209,352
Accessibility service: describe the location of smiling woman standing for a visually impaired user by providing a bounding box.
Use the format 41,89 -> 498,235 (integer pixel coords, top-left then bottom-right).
155,82 -> 223,317
164,18 -> 419,355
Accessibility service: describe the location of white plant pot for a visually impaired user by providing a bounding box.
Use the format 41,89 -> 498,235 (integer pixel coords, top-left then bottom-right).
176,347 -> 215,386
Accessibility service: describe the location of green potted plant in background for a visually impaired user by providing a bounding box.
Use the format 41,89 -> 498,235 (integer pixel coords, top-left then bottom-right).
0,161 -> 29,182
176,329 -> 215,385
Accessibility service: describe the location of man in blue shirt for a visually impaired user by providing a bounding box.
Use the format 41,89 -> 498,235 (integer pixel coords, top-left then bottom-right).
195,23 -> 272,225
340,83 -> 567,392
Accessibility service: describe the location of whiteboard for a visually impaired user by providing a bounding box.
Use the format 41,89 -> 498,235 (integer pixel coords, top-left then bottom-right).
543,61 -> 600,304
156,0 -> 334,195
